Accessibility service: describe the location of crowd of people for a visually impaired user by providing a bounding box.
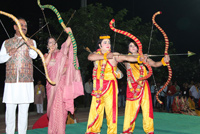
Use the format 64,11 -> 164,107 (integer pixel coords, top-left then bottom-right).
84,78 -> 200,114
150,80 -> 200,114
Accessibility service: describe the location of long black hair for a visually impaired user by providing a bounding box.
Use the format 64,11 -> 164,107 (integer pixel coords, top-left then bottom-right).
127,39 -> 138,53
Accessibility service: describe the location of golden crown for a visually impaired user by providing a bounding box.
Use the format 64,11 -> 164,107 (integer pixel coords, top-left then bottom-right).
99,36 -> 110,39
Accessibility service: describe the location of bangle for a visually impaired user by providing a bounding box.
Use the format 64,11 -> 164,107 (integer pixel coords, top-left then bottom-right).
161,57 -> 167,66
137,56 -> 143,64
104,53 -> 108,60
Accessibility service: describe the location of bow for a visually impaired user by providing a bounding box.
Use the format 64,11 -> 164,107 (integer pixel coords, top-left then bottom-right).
109,19 -> 153,82
0,10 -> 56,85
152,11 -> 172,104
37,0 -> 80,70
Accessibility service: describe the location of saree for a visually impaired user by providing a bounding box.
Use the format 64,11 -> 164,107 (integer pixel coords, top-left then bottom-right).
46,40 -> 84,134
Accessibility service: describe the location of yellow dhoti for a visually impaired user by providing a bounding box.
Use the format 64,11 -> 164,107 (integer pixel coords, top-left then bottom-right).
86,61 -> 118,134
123,81 -> 154,134
122,63 -> 154,134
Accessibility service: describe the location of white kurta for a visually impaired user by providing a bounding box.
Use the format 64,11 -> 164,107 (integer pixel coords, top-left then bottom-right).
189,85 -> 200,99
0,36 -> 38,103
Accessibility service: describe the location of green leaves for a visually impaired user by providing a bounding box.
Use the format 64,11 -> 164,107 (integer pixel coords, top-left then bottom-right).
35,3 -> 199,83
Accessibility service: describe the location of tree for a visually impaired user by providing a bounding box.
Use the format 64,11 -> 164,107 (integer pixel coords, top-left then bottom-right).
35,3 -> 200,87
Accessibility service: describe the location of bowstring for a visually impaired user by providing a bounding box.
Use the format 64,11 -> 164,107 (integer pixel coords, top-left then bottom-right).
147,22 -> 158,95
0,19 -> 10,38
56,10 -> 76,42
16,22 -> 49,49
112,22 -> 126,70
41,8 -> 52,37
147,23 -> 154,54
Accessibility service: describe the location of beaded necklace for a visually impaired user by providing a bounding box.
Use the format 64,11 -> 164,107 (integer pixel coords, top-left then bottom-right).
92,49 -> 110,103
127,53 -> 145,99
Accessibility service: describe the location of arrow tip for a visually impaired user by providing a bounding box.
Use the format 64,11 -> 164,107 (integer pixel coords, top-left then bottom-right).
188,51 -> 196,57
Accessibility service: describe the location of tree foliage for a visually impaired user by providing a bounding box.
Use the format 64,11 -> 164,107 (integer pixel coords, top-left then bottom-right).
35,3 -> 200,85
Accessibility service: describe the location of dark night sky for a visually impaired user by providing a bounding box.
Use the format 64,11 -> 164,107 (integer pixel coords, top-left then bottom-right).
0,0 -> 200,54
0,0 -> 199,94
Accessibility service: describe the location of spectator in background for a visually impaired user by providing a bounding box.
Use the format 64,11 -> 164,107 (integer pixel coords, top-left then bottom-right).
188,80 -> 194,88
189,82 -> 200,109
181,82 -> 189,98
198,82 -> 200,109
118,81 -> 126,108
174,81 -> 180,96
84,78 -> 93,107
34,80 -> 46,115
172,96 -> 197,115
159,82 -> 167,111
154,82 -> 161,108
150,81 -> 156,108
166,81 -> 176,112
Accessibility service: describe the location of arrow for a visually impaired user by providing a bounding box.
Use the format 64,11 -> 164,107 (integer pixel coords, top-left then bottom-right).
83,47 -> 195,58
148,51 -> 195,57
112,51 -> 196,57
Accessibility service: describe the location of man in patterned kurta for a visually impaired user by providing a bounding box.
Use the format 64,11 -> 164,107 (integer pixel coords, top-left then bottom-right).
0,18 -> 38,134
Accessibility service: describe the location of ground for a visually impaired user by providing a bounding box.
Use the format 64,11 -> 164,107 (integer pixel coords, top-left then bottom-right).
0,106 -> 167,134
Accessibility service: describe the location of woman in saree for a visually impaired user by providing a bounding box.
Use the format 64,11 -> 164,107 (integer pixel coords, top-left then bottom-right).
172,95 -> 197,115
45,27 -> 84,134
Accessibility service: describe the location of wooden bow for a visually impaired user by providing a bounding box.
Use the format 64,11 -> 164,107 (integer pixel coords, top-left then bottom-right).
109,19 -> 153,82
0,10 -> 56,85
152,11 -> 172,104
37,0 -> 80,70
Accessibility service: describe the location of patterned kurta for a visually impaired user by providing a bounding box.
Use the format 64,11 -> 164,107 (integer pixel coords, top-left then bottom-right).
4,35 -> 34,83
0,35 -> 37,103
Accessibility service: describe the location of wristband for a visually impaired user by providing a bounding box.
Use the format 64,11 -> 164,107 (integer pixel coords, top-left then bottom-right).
104,53 -> 108,60
161,57 -> 167,66
137,55 -> 143,64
